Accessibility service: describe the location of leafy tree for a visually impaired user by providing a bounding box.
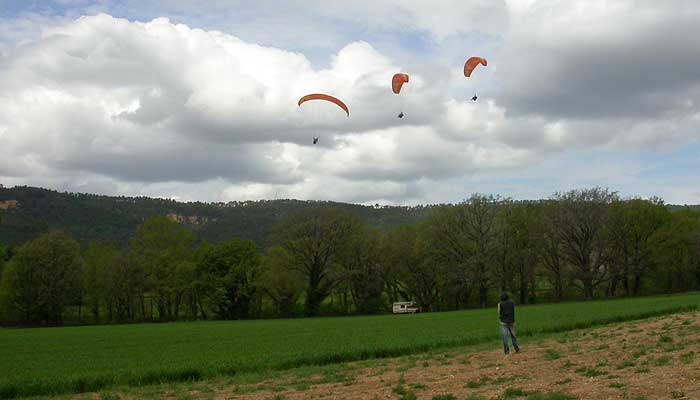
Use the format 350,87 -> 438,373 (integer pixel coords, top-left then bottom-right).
259,247 -> 304,317
130,217 -> 195,321
652,210 -> 700,293
102,252 -> 144,322
174,259 -> 198,320
0,242 -> 9,322
0,211 -> 5,285
0,243 -> 6,283
272,208 -> 359,316
195,239 -> 261,319
83,242 -> 122,322
0,231 -> 82,325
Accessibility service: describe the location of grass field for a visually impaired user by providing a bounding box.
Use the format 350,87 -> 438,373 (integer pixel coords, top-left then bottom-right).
2,293 -> 700,398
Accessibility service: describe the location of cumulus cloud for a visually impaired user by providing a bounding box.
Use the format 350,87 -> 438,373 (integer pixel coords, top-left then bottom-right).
498,1 -> 700,122
0,14 -> 510,194
1,2 -> 699,205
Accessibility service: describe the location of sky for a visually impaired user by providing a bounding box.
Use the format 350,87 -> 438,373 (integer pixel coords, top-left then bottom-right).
1,0 -> 699,205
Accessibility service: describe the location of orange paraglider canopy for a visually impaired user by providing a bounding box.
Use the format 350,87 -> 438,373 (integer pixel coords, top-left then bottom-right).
464,57 -> 487,77
297,93 -> 349,116
392,73 -> 409,94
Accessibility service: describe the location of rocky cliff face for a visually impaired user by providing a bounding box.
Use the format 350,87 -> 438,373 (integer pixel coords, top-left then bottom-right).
0,200 -> 18,210
165,213 -> 210,225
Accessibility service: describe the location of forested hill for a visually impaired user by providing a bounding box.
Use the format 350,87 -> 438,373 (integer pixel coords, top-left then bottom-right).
667,204 -> 700,212
0,186 -> 436,248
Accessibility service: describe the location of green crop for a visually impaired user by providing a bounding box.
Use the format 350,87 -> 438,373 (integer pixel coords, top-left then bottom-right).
1,292 -> 698,398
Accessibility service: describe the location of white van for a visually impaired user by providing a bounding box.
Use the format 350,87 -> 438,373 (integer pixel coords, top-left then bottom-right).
392,301 -> 419,314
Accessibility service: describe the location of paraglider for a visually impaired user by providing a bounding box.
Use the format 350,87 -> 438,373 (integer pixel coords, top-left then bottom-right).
464,57 -> 487,77
392,73 -> 410,118
298,93 -> 349,145
464,57 -> 487,102
392,73 -> 409,94
297,93 -> 349,116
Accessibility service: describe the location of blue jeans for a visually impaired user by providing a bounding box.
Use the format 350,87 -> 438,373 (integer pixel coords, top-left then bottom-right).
500,322 -> 519,354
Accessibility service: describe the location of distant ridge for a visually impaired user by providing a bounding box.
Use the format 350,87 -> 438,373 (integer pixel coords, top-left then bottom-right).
0,186 -> 437,247
1,185 -> 697,248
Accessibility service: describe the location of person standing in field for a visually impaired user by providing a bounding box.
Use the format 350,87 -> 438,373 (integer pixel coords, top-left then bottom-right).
498,292 -> 520,355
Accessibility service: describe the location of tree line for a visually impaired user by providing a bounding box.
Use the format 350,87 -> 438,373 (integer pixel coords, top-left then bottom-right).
1,188 -> 699,326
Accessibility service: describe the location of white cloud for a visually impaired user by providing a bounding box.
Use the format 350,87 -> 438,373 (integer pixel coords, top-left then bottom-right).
498,0 -> 700,120
1,3 -> 700,205
1,14 -> 508,188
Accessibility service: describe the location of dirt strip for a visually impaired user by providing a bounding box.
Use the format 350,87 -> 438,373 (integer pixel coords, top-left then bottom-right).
211,311 -> 700,400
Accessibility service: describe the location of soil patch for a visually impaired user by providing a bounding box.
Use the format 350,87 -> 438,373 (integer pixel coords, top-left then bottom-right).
214,311 -> 700,400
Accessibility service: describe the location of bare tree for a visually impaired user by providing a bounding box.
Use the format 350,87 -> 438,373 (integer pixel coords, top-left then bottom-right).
550,188 -> 618,300
339,225 -> 386,314
608,198 -> 669,296
430,194 -> 502,307
507,202 -> 541,304
539,201 -> 568,301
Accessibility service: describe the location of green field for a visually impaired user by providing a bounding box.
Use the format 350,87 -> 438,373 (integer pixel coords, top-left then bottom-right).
2,293 -> 700,398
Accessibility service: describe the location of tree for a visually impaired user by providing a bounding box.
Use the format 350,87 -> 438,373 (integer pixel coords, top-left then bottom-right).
174,259 -> 199,320
550,188 -> 618,300
493,201 -> 515,297
506,202 -> 541,304
0,211 -> 5,287
429,195 -> 501,308
82,242 -> 122,322
382,223 -> 445,310
272,208 -> 359,316
538,201 -> 568,302
339,225 -> 385,314
195,238 -> 261,320
652,210 -> 700,293
0,243 -> 9,323
102,252 -> 144,322
130,217 -> 195,321
0,243 -> 6,284
0,231 -> 83,325
608,198 -> 669,296
259,247 -> 304,317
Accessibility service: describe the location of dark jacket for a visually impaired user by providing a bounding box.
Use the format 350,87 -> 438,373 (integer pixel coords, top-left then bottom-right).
499,299 -> 515,324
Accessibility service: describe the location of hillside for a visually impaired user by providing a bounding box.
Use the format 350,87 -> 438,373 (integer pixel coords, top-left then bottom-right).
0,186 -> 436,248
